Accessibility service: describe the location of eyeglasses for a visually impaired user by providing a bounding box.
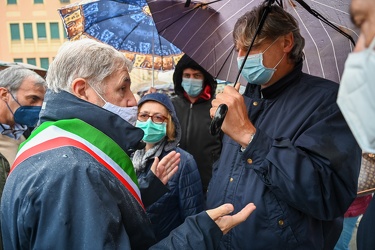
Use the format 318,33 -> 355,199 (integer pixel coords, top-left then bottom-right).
137,112 -> 167,124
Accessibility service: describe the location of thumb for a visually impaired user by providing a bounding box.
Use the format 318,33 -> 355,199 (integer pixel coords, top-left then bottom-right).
150,156 -> 159,173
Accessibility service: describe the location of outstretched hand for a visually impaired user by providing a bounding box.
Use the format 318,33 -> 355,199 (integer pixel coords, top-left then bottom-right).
206,203 -> 256,235
150,151 -> 180,185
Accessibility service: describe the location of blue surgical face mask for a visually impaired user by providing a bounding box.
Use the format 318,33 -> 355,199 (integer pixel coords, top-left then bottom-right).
181,78 -> 204,97
7,92 -> 41,127
237,38 -> 284,85
136,118 -> 166,143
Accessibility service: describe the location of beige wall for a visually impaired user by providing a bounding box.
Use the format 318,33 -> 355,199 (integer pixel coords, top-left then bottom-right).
0,0 -> 174,91
0,0 -> 69,69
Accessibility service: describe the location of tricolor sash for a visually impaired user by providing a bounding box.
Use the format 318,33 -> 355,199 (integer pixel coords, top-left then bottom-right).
12,118 -> 143,208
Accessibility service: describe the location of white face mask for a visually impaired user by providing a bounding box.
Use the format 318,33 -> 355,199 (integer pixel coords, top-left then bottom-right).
337,37 -> 375,153
90,84 -> 138,126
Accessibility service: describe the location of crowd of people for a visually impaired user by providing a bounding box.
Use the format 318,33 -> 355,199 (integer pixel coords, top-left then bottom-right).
0,0 -> 374,249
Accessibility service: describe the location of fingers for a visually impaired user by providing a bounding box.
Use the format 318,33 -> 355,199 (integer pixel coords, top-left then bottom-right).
206,203 -> 234,220
234,82 -> 241,92
153,151 -> 181,185
231,203 -> 256,224
206,203 -> 256,235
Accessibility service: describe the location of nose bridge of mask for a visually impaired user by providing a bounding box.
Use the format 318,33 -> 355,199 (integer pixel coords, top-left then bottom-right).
183,77 -> 203,85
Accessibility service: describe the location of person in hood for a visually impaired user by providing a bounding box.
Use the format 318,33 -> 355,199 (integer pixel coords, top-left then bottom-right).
171,54 -> 222,194
0,38 -> 256,250
134,92 -> 204,241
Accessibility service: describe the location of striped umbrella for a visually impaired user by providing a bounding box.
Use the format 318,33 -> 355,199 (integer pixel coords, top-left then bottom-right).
147,0 -> 359,85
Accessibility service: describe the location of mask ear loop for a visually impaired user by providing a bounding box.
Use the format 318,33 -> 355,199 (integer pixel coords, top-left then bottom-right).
3,91 -> 20,115
209,1 -> 274,136
88,83 -> 107,104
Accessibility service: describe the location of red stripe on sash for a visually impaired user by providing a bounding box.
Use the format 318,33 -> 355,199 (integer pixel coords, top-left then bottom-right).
11,137 -> 144,208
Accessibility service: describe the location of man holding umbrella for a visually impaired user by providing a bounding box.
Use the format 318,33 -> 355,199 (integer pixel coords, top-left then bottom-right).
207,3 -> 361,249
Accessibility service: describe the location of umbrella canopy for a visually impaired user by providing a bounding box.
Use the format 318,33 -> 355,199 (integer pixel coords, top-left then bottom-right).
0,61 -> 47,78
147,0 -> 359,84
59,0 -> 184,72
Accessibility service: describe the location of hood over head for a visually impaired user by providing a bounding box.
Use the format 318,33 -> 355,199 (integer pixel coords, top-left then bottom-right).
173,54 -> 217,98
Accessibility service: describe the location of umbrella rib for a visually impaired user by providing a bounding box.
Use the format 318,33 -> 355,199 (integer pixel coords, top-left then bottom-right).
157,0 -> 221,32
291,4 -> 324,77
319,19 -> 340,81
295,0 -> 355,45
195,1 -> 258,71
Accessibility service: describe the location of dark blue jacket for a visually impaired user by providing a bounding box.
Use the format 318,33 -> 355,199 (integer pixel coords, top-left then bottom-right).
138,147 -> 204,241
206,63 -> 361,250
1,91 -> 221,250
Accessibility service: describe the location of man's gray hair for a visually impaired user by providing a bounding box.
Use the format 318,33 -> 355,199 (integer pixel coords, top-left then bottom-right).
233,4 -> 305,64
0,66 -> 46,97
46,39 -> 133,94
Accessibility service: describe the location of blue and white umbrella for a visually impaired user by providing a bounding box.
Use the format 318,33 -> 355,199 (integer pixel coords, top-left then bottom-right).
59,0 -> 184,72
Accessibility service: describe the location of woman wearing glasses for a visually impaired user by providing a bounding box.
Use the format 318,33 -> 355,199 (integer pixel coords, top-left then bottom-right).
133,92 -> 204,241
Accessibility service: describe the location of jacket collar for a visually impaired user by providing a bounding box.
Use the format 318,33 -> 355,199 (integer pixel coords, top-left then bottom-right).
245,61 -> 303,99
39,90 -> 145,155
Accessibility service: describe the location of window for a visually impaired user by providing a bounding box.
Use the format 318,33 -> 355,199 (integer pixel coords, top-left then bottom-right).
40,58 -> 49,69
23,23 -> 33,39
37,23 -> 46,39
27,58 -> 36,66
7,0 -> 17,4
14,58 -> 23,63
34,0 -> 43,3
60,0 -> 70,3
10,24 -> 20,40
50,23 -> 60,39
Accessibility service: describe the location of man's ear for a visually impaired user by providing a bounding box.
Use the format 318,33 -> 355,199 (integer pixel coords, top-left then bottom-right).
0,87 -> 9,101
282,32 -> 294,53
71,78 -> 89,101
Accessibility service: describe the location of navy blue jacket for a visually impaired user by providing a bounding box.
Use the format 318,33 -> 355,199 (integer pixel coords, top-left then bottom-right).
206,63 -> 361,249
138,147 -> 204,241
1,91 -> 222,250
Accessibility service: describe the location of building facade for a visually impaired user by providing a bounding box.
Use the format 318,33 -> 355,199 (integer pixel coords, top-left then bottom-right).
0,0 -> 70,69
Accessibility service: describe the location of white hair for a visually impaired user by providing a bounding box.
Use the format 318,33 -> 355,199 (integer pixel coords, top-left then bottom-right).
46,39 -> 133,94
0,66 -> 46,96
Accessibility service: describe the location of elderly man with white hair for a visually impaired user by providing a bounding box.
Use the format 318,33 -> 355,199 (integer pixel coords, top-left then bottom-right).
0,39 -> 255,250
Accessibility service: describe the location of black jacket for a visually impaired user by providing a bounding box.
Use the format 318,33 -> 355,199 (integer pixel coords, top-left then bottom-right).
171,55 -> 222,192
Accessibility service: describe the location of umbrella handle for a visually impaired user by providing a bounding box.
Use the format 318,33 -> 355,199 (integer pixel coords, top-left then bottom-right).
209,104 -> 228,135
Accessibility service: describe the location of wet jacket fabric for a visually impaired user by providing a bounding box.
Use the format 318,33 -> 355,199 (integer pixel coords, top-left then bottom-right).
206,62 -> 362,250
138,147 -> 204,241
172,54 -> 222,192
1,90 -> 222,250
